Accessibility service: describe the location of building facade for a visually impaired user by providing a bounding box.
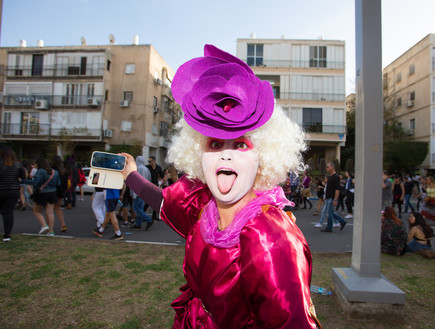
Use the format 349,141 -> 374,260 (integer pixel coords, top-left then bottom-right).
0,39 -> 181,165
236,36 -> 346,168
383,34 -> 435,171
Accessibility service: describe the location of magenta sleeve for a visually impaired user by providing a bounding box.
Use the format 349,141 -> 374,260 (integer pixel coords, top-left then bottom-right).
125,171 -> 163,212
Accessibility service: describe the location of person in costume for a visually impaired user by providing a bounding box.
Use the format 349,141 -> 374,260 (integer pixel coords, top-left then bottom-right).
122,45 -> 319,328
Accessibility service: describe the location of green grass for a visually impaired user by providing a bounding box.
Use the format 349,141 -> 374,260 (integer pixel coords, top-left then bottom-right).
0,235 -> 433,329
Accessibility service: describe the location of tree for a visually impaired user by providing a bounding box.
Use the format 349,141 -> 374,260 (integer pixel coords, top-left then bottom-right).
384,141 -> 428,174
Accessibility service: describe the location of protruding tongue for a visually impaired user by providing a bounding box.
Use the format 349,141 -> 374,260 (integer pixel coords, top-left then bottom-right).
217,173 -> 237,194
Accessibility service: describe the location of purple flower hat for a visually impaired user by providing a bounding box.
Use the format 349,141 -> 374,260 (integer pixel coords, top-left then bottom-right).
171,44 -> 274,139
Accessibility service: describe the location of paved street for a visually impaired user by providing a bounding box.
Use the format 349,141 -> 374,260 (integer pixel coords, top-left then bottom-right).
10,195 -> 356,252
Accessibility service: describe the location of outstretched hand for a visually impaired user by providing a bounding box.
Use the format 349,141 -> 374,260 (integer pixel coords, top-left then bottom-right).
120,153 -> 137,180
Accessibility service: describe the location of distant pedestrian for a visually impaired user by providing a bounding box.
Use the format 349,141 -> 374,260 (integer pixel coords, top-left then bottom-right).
146,156 -> 164,220
382,170 -> 393,208
392,176 -> 405,217
51,155 -> 68,232
300,169 -> 312,209
312,176 -> 325,216
93,188 -> 123,240
403,175 -> 415,213
91,187 -> 105,228
0,147 -> 26,242
320,162 -> 347,232
344,170 -> 355,219
131,156 -> 153,230
23,158 -> 61,236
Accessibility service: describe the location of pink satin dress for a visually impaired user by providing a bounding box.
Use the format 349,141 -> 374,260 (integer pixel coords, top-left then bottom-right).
156,176 -> 316,329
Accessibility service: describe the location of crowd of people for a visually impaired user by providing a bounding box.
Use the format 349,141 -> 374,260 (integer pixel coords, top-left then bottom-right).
0,145 -> 178,242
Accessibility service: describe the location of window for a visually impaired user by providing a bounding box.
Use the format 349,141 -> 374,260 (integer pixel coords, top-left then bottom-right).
3,112 -> 11,134
106,60 -> 111,71
87,84 -> 95,97
80,57 -> 87,75
303,108 -> 322,132
124,92 -> 133,102
125,64 -> 135,74
21,112 -> 40,135
247,44 -> 263,66
410,119 -> 416,130
309,46 -> 327,68
32,54 -> 43,76
409,64 -> 415,75
396,97 -> 402,108
396,72 -> 402,83
160,121 -> 169,138
153,96 -> 158,110
397,122 -> 402,129
105,90 -> 109,101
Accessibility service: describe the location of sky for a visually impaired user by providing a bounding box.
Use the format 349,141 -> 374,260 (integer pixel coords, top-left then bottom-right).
1,0 -> 435,95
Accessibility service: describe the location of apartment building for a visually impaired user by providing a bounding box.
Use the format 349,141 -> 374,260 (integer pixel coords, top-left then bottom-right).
236,36 -> 346,167
383,33 -> 435,171
0,38 -> 181,165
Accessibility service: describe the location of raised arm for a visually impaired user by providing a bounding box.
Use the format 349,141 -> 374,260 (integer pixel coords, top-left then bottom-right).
121,153 -> 163,212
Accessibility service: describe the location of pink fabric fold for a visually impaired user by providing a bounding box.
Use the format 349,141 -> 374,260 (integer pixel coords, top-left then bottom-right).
200,186 -> 293,248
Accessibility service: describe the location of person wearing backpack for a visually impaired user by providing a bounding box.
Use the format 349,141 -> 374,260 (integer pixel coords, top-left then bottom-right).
51,155 -> 68,232
22,158 -> 61,235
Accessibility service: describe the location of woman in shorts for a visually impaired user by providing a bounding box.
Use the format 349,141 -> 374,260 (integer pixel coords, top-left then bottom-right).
23,158 -> 60,235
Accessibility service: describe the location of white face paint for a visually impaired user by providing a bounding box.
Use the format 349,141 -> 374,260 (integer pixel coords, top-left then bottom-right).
202,136 -> 259,205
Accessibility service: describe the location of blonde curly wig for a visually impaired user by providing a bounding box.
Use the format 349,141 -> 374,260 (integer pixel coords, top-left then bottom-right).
166,106 -> 306,191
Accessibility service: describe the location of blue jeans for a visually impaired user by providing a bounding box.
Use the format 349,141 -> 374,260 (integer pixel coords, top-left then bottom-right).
325,198 -> 346,230
406,239 -> 431,252
133,197 -> 152,227
404,194 -> 414,213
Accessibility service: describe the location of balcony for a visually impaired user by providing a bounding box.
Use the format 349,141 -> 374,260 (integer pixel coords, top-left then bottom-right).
3,94 -> 104,109
279,91 -> 345,102
5,63 -> 105,78
302,124 -> 346,134
1,123 -> 102,141
241,59 -> 345,69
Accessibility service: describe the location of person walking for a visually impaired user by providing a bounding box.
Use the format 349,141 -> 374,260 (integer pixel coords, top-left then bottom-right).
403,175 -> 415,213
0,147 -> 26,241
146,156 -> 164,220
131,156 -> 153,230
392,176 -> 405,217
51,155 -> 68,232
344,170 -> 355,219
300,169 -> 312,209
92,188 -> 123,240
23,158 -> 61,236
312,176 -> 325,216
382,170 -> 393,208
320,162 -> 347,232
91,186 -> 105,228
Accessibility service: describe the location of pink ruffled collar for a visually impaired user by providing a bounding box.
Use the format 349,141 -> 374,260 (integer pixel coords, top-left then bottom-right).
200,186 -> 292,248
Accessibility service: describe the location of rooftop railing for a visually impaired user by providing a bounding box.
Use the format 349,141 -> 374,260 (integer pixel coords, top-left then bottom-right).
279,91 -> 345,102
3,94 -> 104,108
5,63 -> 105,78
241,59 -> 345,69
0,123 -> 101,140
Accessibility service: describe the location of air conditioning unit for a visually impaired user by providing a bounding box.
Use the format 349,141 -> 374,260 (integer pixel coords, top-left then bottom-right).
35,99 -> 49,110
153,107 -> 159,113
88,97 -> 99,106
154,78 -> 162,86
406,100 -> 414,108
120,100 -> 130,107
103,129 -> 113,138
